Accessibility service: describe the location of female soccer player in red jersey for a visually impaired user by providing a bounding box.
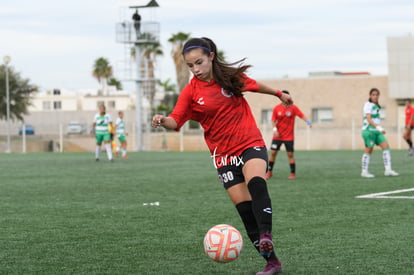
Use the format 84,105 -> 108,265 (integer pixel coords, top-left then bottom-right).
403,99 -> 414,156
152,37 -> 292,275
266,91 -> 312,180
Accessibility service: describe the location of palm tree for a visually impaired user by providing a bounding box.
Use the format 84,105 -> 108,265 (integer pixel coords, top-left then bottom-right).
92,57 -> 113,95
157,78 -> 177,112
108,77 -> 123,91
168,32 -> 190,93
139,41 -> 163,112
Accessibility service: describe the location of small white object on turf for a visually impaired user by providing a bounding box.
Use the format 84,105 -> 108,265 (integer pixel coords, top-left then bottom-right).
361,171 -> 375,178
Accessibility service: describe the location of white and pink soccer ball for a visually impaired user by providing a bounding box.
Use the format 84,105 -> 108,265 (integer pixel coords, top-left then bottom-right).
203,224 -> 243,263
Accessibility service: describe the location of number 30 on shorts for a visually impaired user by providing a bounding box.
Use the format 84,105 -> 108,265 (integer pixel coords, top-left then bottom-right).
219,171 -> 234,184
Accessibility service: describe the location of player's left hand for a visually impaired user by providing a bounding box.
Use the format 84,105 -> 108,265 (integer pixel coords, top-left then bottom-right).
280,93 -> 293,106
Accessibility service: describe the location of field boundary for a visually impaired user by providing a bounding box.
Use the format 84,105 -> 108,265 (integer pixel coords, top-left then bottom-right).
356,187 -> 414,199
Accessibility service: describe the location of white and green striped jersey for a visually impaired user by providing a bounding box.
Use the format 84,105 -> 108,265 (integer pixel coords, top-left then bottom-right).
115,118 -> 126,136
362,101 -> 381,131
93,113 -> 112,134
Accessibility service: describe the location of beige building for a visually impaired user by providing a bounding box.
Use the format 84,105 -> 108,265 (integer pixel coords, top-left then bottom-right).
245,74 -> 405,150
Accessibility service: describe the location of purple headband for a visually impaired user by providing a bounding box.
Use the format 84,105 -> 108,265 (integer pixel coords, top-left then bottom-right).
183,45 -> 211,53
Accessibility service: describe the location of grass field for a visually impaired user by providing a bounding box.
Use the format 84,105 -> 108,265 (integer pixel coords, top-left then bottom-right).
0,150 -> 413,274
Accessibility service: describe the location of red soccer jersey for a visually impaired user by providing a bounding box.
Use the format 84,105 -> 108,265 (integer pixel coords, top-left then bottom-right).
272,104 -> 304,141
405,106 -> 414,127
169,75 -> 265,168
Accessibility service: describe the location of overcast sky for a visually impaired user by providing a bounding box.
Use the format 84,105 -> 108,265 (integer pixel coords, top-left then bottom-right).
0,0 -> 413,92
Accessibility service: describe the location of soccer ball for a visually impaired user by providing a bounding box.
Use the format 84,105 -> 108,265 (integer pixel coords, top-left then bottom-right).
203,224 -> 243,263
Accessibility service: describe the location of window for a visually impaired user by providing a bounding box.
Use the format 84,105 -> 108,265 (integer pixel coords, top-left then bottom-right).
261,109 -> 273,124
108,100 -> 116,110
53,89 -> 61,95
43,101 -> 51,110
312,107 -> 333,123
53,101 -> 62,110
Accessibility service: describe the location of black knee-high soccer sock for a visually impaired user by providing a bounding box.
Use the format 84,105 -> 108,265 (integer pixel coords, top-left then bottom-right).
289,162 -> 296,174
406,139 -> 413,148
268,161 -> 274,171
247,177 -> 272,235
236,201 -> 278,261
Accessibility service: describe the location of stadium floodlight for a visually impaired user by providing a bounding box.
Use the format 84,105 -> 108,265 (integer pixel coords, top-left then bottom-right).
3,55 -> 11,153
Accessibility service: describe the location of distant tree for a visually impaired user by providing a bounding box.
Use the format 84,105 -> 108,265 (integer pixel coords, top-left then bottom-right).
0,65 -> 37,121
217,50 -> 226,61
140,41 -> 163,111
108,77 -> 123,90
92,57 -> 113,95
168,32 -> 191,93
157,78 -> 177,112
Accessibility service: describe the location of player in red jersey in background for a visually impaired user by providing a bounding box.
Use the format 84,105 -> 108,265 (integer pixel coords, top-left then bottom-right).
403,99 -> 414,156
266,91 -> 312,180
152,37 -> 292,275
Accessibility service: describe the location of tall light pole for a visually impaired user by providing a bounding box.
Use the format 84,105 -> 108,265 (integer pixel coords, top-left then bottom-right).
3,55 -> 11,153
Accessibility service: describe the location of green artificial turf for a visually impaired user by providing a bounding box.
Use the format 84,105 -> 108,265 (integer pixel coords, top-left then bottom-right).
0,150 -> 413,274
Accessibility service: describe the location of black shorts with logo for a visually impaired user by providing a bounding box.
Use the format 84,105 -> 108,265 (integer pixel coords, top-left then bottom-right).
270,139 -> 294,152
217,146 -> 268,190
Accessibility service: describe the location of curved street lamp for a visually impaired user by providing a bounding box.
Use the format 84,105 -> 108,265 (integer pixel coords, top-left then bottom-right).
3,55 -> 11,153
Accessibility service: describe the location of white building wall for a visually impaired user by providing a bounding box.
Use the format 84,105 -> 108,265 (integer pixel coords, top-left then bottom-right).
81,95 -> 134,111
387,34 -> 414,99
30,95 -> 78,112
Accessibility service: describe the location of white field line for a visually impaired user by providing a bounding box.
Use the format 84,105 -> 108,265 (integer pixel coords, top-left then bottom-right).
356,187 -> 414,199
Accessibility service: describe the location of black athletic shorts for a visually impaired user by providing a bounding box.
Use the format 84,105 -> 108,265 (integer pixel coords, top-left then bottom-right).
270,139 -> 294,152
217,146 -> 268,190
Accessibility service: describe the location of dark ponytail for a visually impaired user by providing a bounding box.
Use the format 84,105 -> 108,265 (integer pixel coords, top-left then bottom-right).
368,88 -> 381,109
182,37 -> 251,97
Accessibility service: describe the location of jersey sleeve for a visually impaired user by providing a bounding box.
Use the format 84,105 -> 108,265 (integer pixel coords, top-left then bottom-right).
93,114 -> 98,123
107,114 -> 112,122
169,85 -> 193,131
363,102 -> 373,115
294,105 -> 305,118
241,75 -> 260,93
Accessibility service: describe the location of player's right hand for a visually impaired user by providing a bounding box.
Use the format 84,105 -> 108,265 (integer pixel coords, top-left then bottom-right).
273,131 -> 280,138
152,114 -> 164,128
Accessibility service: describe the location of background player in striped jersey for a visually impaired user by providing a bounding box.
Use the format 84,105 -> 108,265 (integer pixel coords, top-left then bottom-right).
403,99 -> 414,156
152,37 -> 292,275
115,111 -> 128,159
266,91 -> 312,180
361,88 -> 398,178
92,105 -> 113,162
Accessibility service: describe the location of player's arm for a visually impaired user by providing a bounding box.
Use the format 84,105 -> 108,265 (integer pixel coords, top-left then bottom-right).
366,113 -> 385,133
301,116 -> 312,128
152,115 -> 178,130
112,122 -> 117,134
109,122 -> 114,133
295,105 -> 312,128
256,82 -> 293,106
92,123 -> 96,137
